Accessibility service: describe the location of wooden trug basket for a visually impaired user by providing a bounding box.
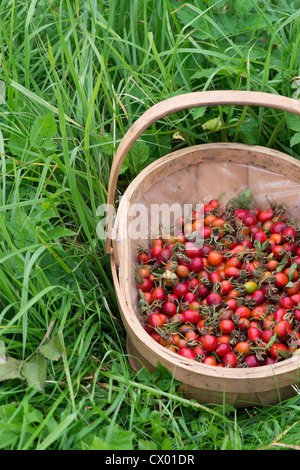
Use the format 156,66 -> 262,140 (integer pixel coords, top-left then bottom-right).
106,91 -> 300,408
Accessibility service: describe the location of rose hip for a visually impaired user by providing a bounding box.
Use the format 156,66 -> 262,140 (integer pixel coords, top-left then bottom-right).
137,190 -> 300,369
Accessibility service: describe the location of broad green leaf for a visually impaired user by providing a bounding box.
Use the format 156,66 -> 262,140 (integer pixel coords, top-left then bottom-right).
39,335 -> 64,361
0,356 -> 23,381
97,133 -> 115,156
27,408 -> 44,424
290,132 -> 300,147
131,140 -> 150,169
121,141 -> 150,174
138,440 -> 158,450
88,436 -> 112,450
287,114 -> 300,132
236,119 -> 259,145
91,426 -> 136,450
0,404 -> 18,419
21,354 -> 47,392
41,201 -> 51,210
202,116 -> 224,131
8,132 -> 27,156
119,163 -> 129,175
150,410 -> 168,441
46,226 -> 77,239
0,427 -> 20,449
30,112 -> 57,148
234,0 -> 253,17
190,69 -> 212,80
155,361 -> 174,380
161,438 -> 173,450
191,106 -> 207,120
228,189 -> 255,210
40,137 -> 57,152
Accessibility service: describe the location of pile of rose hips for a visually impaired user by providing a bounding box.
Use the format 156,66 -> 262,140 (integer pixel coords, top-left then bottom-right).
135,191 -> 300,368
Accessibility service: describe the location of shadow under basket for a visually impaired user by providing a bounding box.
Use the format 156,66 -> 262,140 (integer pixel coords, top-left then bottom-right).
106,91 -> 300,408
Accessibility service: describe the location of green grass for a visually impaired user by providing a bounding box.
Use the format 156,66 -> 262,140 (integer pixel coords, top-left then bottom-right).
0,0 -> 300,450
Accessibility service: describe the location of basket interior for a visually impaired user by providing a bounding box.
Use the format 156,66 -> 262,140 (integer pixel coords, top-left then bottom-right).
119,144 -> 300,314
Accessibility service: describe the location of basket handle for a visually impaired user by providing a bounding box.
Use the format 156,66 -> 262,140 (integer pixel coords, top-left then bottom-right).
105,90 -> 300,254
